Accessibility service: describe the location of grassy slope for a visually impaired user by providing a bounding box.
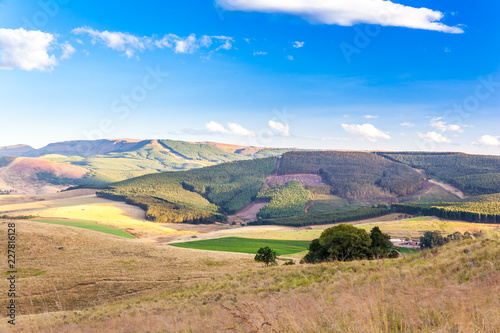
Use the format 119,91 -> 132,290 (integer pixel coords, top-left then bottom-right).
9,234 -> 500,332
170,237 -> 310,255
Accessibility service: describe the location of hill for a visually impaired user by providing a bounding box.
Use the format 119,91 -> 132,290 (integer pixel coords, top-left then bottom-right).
0,144 -> 34,157
378,152 -> 500,195
0,139 -> 290,188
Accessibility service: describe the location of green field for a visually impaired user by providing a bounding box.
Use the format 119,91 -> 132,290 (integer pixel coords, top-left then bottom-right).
170,237 -> 311,255
31,219 -> 136,239
394,247 -> 419,254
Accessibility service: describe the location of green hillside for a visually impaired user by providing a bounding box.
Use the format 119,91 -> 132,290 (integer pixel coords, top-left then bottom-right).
98,157 -> 278,223
378,152 -> 500,195
278,151 -> 424,199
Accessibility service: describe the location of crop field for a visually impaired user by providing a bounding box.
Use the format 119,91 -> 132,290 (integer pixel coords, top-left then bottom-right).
264,174 -> 325,187
357,217 -> 500,239
170,236 -> 311,255
31,219 -> 136,238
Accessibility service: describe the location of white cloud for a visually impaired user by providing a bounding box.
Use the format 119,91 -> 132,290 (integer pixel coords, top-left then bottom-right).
60,42 -> 76,60
292,41 -> 304,48
0,28 -> 58,71
216,0 -> 464,33
227,123 -> 255,137
73,27 -> 234,57
269,120 -> 290,136
205,121 -> 255,137
286,55 -> 294,61
72,26 -> 149,58
430,117 -> 464,132
206,121 -> 230,134
400,122 -> 415,127
418,131 -> 451,143
341,123 -> 391,142
253,51 -> 267,56
477,135 -> 500,146
364,115 -> 379,119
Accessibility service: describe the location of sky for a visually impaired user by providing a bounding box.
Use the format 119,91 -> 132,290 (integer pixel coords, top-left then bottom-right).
0,0 -> 499,154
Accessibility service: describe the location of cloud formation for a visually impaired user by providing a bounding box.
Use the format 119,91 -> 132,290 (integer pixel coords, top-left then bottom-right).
216,0 -> 463,33
292,41 -> 304,48
418,131 -> 451,143
400,122 -> 415,127
430,117 -> 463,132
341,123 -> 390,142
0,28 -> 58,71
205,121 -> 255,137
73,27 -> 234,57
269,120 -> 290,136
477,135 -> 500,146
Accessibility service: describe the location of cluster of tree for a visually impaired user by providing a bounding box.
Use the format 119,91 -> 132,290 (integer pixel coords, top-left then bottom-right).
256,181 -> 313,219
392,202 -> 500,224
98,157 -> 277,223
420,230 -> 473,249
249,207 -> 390,227
378,152 -> 500,195
0,156 -> 16,168
34,172 -> 82,186
0,215 -> 36,220
302,224 -> 398,263
277,151 -> 423,199
254,247 -> 277,266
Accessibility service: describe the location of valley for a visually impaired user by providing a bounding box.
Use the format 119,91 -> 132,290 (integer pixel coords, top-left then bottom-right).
2,139 -> 500,332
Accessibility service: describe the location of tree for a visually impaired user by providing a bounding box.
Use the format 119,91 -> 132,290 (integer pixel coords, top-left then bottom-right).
420,231 -> 445,249
318,224 -> 372,261
370,226 -> 397,258
254,247 -> 277,267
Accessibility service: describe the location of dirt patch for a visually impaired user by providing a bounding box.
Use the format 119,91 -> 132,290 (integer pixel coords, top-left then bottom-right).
428,179 -> 467,199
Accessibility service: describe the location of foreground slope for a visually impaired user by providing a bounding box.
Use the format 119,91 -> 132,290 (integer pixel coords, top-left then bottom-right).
5,230 -> 499,332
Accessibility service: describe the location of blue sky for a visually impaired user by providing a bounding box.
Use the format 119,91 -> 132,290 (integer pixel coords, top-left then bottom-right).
0,0 -> 499,153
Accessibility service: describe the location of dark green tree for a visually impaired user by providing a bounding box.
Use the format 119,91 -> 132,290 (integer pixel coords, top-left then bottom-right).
318,224 -> 372,261
254,247 -> 277,267
370,226 -> 397,258
420,231 -> 445,249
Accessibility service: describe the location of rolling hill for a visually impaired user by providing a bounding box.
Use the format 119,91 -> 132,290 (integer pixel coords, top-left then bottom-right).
0,139 -> 290,190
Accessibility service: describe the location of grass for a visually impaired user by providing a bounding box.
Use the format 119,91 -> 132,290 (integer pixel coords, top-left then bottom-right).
10,236 -> 500,332
170,236 -> 311,255
31,219 -> 136,239
394,247 -> 419,254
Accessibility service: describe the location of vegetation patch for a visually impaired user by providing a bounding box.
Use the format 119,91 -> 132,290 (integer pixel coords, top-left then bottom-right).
257,181 -> 313,219
31,219 -> 136,239
170,237 -> 310,255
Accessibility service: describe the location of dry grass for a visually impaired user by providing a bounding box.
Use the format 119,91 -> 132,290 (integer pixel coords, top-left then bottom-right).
0,220 -> 255,319
6,236 -> 500,332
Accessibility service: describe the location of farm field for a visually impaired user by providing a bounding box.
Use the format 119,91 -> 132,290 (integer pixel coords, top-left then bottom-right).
170,236 -> 311,255
357,217 -> 500,239
31,219 -> 136,239
0,191 -> 193,238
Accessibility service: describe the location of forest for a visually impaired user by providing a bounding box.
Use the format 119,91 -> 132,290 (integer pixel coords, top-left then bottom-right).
378,152 -> 500,195
278,151 -> 424,198
98,157 -> 278,223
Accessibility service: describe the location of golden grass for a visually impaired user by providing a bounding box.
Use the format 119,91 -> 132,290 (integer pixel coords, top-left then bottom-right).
7,234 -> 500,332
0,220 -> 255,320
